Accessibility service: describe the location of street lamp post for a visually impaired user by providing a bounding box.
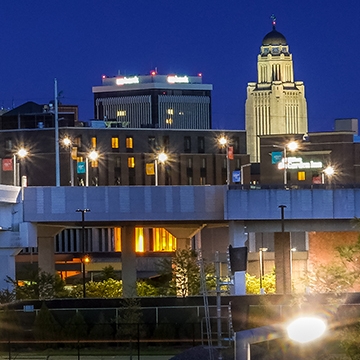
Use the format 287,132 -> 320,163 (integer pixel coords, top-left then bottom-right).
273,141 -> 298,186
155,152 -> 168,186
86,150 -> 99,186
63,137 -> 74,186
76,208 -> 90,298
259,247 -> 268,294
54,78 -> 60,187
13,148 -> 28,186
219,136 -> 230,185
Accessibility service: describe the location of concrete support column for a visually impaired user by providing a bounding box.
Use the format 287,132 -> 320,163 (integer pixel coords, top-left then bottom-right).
121,226 -> 137,298
37,225 -> 64,275
38,237 -> 55,274
229,221 -> 247,295
274,232 -> 291,294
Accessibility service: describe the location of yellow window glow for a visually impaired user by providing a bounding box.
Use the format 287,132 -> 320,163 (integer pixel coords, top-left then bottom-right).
91,137 -> 97,149
126,137 -> 133,149
135,227 -> 144,252
117,110 -> 126,117
114,227 -> 121,252
153,228 -> 176,252
128,157 -> 135,168
112,137 -> 119,149
298,171 -> 306,181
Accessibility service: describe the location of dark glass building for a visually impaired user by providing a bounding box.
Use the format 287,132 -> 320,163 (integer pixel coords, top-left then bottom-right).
92,72 -> 212,129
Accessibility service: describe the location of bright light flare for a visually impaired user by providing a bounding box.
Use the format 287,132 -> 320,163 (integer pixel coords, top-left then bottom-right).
62,137 -> 71,147
158,152 -> 168,163
219,136 -> 228,146
324,166 -> 335,177
287,317 -> 327,344
17,148 -> 28,158
88,150 -> 99,161
287,141 -> 298,152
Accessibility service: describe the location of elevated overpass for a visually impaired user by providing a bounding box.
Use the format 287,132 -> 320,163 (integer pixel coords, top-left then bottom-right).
0,185 -> 359,294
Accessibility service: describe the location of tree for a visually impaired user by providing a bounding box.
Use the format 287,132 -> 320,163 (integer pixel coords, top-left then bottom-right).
305,236 -> 360,294
156,248 -> 216,297
100,265 -> 118,280
7,270 -> 70,300
33,302 -> 61,342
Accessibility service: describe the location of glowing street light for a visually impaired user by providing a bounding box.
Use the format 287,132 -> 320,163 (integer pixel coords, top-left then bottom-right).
274,141 -> 299,185
155,152 -> 168,186
62,137 -> 74,186
235,315 -> 328,359
321,165 -> 335,184
287,316 -> 327,344
85,150 -> 99,186
13,148 -> 28,186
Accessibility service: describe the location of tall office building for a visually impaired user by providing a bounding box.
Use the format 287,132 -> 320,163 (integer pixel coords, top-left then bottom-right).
245,18 -> 308,163
92,71 -> 212,129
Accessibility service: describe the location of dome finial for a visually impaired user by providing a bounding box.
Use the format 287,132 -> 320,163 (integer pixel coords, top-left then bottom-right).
270,14 -> 276,30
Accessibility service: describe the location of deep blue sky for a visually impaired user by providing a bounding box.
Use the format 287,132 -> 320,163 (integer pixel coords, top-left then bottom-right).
0,1 -> 359,132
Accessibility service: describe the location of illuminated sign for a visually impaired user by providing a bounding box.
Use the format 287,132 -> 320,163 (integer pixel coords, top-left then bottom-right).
167,75 -> 189,84
278,157 -> 323,170
116,76 -> 140,86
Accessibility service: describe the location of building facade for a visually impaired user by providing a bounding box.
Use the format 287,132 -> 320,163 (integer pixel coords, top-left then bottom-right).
245,20 -> 308,163
92,72 -> 212,129
259,131 -> 360,186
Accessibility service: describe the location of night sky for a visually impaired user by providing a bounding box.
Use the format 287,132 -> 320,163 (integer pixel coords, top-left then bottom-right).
0,1 -> 359,133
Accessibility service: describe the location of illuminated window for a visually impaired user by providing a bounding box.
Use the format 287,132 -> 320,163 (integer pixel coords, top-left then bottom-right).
128,157 -> 135,168
117,110 -> 126,117
111,137 -> 119,149
298,171 -> 306,181
135,227 -> 144,252
91,137 -> 97,149
166,118 -> 173,124
126,136 -> 133,149
153,228 -> 176,252
167,108 -> 174,115
91,160 -> 98,168
114,227 -> 121,252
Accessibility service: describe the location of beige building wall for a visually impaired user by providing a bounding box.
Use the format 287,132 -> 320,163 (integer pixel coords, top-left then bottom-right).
246,26 -> 308,163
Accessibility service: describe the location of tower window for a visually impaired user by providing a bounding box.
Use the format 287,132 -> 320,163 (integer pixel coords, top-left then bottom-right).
128,157 -> 135,168
126,136 -> 133,152
111,137 -> 119,149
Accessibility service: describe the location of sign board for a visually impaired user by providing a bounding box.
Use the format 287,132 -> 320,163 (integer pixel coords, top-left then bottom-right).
271,151 -> 283,164
232,170 -> 241,183
228,146 -> 234,160
77,162 -> 85,174
2,158 -> 13,171
278,157 -> 323,170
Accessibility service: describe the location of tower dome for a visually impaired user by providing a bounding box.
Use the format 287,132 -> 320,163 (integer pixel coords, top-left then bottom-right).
262,29 -> 287,46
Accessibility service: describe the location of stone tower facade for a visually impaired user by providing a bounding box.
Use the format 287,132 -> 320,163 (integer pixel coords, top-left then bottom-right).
245,20 -> 308,163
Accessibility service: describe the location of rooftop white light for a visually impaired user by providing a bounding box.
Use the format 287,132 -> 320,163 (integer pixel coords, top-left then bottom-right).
167,75 -> 189,84
116,76 -> 140,86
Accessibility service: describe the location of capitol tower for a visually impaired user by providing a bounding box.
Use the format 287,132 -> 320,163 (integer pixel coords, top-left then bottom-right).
245,17 -> 308,163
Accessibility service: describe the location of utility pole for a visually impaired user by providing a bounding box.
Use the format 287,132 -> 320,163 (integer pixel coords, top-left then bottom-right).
54,78 -> 60,186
